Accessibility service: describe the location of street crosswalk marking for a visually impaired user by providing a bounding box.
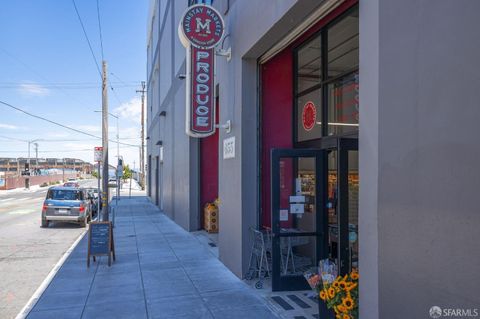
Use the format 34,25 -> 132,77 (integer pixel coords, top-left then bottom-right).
8,208 -> 36,215
0,198 -> 15,203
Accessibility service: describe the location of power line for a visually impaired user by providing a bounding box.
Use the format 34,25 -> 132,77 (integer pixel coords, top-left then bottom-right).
0,100 -> 140,148
96,0 -> 105,61
0,100 -> 99,139
110,84 -> 123,106
0,84 -> 137,89
0,135 -> 27,142
0,47 -> 99,111
71,0 -> 102,79
0,81 -> 139,86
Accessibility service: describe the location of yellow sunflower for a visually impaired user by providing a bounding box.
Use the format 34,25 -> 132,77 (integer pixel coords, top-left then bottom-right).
319,290 -> 327,301
328,287 -> 336,298
337,304 -> 347,313
345,282 -> 358,292
333,281 -> 340,288
339,281 -> 347,290
342,296 -> 355,310
351,272 -> 359,280
342,314 -> 350,319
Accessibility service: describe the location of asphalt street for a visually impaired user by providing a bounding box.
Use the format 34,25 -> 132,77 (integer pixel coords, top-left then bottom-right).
0,179 -> 98,319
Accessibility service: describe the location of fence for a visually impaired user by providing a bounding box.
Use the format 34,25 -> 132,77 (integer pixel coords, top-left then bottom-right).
0,173 -> 77,190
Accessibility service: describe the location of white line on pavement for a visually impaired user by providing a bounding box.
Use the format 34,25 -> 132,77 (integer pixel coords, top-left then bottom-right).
16,197 -> 33,201
0,198 -> 14,202
15,229 -> 88,319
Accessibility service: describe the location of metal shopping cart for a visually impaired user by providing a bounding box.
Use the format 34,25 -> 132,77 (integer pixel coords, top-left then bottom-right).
245,227 -> 272,289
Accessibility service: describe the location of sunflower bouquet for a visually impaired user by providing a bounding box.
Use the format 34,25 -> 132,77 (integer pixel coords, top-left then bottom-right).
319,269 -> 359,319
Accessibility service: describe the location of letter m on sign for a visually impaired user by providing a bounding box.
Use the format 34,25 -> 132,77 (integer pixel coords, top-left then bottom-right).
196,18 -> 212,34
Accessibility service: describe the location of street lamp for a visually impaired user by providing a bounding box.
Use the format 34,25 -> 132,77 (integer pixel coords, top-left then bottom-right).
26,139 -> 42,188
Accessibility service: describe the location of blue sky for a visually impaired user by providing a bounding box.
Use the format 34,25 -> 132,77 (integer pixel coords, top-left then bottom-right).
0,0 -> 148,168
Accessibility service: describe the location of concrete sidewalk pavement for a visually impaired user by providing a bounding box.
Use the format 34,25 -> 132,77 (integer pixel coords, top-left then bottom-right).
25,195 -> 280,319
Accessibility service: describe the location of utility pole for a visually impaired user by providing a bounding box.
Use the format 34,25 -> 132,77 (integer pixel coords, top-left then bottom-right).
136,81 -> 146,190
102,61 -> 109,222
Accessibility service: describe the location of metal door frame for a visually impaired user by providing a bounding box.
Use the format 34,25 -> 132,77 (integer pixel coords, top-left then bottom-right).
270,137 -> 358,291
271,148 -> 324,291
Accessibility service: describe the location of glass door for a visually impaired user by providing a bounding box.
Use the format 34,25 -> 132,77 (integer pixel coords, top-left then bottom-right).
321,137 -> 358,276
271,138 -> 358,292
271,149 -> 325,291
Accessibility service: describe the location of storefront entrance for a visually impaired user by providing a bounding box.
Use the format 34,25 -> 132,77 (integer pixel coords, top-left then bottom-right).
270,138 -> 358,291
260,2 -> 358,292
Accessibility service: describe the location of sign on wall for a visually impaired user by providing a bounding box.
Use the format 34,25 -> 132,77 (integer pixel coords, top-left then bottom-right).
223,136 -> 235,159
302,101 -> 316,131
178,4 -> 225,138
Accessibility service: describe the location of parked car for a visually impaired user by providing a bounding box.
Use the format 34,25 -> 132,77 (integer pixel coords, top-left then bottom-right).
41,186 -> 92,228
63,182 -> 80,188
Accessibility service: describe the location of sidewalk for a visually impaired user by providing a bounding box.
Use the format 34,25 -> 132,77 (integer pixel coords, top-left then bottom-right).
25,195 -> 280,319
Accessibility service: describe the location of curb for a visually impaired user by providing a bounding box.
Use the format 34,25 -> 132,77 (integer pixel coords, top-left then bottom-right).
15,229 -> 88,319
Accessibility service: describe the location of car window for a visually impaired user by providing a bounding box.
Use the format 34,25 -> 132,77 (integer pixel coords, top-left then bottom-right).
47,190 -> 82,200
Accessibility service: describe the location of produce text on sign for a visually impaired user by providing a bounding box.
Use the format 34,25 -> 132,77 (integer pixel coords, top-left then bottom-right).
190,46 -> 215,134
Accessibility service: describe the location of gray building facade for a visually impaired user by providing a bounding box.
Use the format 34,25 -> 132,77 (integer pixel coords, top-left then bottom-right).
147,0 -> 480,318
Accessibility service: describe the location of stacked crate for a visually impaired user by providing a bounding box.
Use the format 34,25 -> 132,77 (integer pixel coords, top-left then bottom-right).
204,203 -> 218,233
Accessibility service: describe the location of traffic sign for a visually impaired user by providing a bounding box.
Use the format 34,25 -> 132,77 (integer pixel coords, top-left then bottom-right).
94,147 -> 103,162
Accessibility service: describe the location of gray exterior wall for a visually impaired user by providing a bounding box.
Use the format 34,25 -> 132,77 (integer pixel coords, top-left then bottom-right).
147,0 -> 199,231
215,0 -> 330,277
360,0 -> 480,318
148,1 -> 480,317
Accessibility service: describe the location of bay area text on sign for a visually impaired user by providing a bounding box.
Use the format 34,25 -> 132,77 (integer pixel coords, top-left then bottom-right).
223,136 -> 235,159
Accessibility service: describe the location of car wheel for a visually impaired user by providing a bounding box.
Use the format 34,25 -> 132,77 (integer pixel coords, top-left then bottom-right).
41,219 -> 49,228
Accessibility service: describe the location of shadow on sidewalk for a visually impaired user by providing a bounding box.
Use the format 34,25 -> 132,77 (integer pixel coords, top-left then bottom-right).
25,196 -> 280,319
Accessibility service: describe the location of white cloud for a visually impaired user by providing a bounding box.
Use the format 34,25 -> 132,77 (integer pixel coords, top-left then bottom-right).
0,123 -> 21,130
113,97 -> 142,123
18,83 -> 50,96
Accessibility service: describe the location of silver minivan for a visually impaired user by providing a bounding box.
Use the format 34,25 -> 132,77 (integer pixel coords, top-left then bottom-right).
41,186 -> 92,228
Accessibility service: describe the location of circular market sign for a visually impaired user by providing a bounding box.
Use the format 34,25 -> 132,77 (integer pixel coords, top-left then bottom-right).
179,4 -> 225,49
302,101 -> 317,131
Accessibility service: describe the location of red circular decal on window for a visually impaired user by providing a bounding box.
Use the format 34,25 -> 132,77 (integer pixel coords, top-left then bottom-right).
181,4 -> 225,49
302,101 -> 316,131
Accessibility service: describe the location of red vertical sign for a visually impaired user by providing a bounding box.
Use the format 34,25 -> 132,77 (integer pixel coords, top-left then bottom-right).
179,4 -> 224,138
189,46 -> 215,135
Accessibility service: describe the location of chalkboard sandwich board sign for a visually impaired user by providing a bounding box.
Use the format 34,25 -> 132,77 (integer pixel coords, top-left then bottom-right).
87,221 -> 115,267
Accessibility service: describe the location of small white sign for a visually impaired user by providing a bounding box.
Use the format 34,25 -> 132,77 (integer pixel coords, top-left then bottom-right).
94,147 -> 103,162
290,204 -> 304,214
280,209 -> 289,221
289,195 -> 305,203
223,136 -> 235,159
160,146 -> 164,163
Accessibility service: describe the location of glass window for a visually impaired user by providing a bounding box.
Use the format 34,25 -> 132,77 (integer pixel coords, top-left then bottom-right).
47,190 -> 81,200
328,8 -> 359,78
294,6 -> 359,142
297,88 -> 322,142
297,35 -> 321,94
327,72 -> 359,135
